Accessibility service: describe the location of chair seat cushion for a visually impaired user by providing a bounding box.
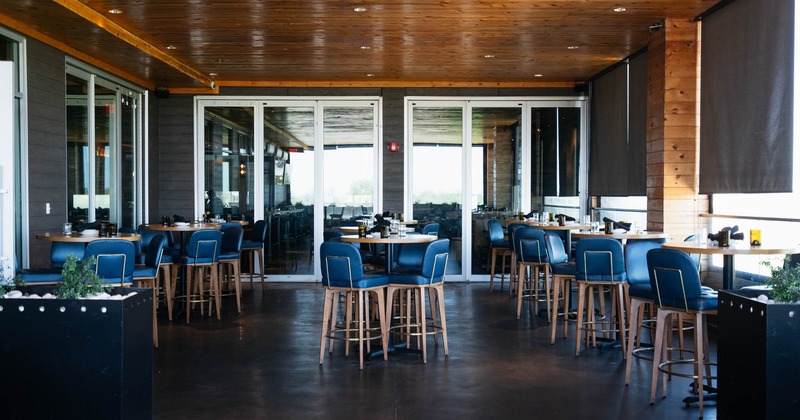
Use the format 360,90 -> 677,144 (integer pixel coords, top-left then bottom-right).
219,251 -> 240,261
323,274 -> 389,289
241,241 -> 263,250
133,266 -> 158,279
388,272 -> 442,286
551,262 -> 576,276
17,269 -> 63,283
491,239 -> 510,249
628,283 -> 653,300
660,291 -> 718,312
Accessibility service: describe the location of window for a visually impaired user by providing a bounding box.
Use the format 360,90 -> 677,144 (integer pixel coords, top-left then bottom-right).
65,63 -> 143,229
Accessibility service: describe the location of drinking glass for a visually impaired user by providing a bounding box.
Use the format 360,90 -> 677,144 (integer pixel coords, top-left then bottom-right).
591,222 -> 600,233
581,215 -> 591,226
63,222 -> 72,236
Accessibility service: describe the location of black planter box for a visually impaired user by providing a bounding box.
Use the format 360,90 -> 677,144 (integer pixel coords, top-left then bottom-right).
718,290 -> 800,419
0,286 -> 153,419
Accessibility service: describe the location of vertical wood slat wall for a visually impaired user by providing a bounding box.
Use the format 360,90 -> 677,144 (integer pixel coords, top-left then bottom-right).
646,18 -> 710,281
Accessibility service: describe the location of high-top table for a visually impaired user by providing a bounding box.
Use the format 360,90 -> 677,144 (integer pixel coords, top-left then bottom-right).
661,240 -> 800,290
572,230 -> 669,243
521,221 -> 591,252
142,222 -> 220,254
339,233 -> 437,273
36,232 -> 140,243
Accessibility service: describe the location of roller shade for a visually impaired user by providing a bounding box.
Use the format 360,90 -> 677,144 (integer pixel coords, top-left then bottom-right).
699,0 -> 794,193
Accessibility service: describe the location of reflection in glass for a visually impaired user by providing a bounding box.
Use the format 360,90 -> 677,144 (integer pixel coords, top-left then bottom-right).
263,106 -> 315,275
411,106 -> 463,276
470,107 -> 522,275
66,73 -> 90,225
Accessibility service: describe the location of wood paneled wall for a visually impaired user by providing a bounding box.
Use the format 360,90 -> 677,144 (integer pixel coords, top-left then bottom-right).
26,39 -> 68,268
646,18 -> 708,242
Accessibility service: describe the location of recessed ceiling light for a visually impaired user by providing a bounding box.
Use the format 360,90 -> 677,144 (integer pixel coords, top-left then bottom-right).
484,54 -> 495,58
209,72 -> 218,76
109,9 -> 123,14
568,45 -> 579,50
366,73 -> 375,77
534,74 -> 543,77
613,7 -> 627,13
360,46 -> 371,50
166,45 -> 177,50
354,7 -> 367,12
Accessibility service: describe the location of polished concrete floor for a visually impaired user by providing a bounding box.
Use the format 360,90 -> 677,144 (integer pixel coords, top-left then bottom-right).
153,279 -> 717,419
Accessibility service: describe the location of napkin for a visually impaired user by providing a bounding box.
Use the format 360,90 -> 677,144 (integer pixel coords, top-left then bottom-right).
74,221 -> 101,232
173,214 -> 189,223
369,214 -> 391,233
707,225 -> 744,241
602,217 -> 631,231
555,214 -> 576,222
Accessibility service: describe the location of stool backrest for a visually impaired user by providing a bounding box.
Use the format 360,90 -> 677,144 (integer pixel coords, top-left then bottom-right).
576,237 -> 626,282
143,234 -> 167,269
187,229 -> 222,263
84,239 -> 136,285
487,219 -> 505,244
250,220 -> 267,243
320,241 -> 364,288
647,248 -> 704,311
420,238 -> 449,284
513,228 -> 548,263
544,231 -> 569,265
221,226 -> 244,253
422,223 -> 440,237
624,240 -> 662,285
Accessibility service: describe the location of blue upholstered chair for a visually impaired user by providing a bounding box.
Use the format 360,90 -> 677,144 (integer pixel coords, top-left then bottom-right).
623,240 -> 662,385
393,232 -> 426,273
240,220 -> 267,294
83,239 -> 136,286
487,219 -> 512,294
547,232 -> 577,344
319,241 -> 389,370
646,248 -> 718,418
219,226 -> 244,314
386,239 -> 450,363
51,242 -> 85,269
171,229 -> 222,323
422,223 -> 440,237
133,233 -> 167,347
119,227 -> 143,263
506,222 -> 530,296
220,222 -> 241,232
574,237 -> 627,357
513,227 -> 550,319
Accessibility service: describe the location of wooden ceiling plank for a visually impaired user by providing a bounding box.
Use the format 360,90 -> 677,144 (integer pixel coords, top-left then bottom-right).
52,0 -> 215,89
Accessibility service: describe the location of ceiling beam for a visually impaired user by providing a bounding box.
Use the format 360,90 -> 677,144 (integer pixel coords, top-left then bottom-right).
52,0 -> 215,89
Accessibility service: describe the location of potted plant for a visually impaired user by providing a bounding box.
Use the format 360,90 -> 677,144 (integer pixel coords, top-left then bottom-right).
718,255 -> 800,418
0,255 -> 153,419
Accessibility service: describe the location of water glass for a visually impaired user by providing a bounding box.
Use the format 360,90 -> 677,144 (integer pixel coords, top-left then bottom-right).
581,215 -> 591,226
63,222 -> 72,236
591,221 -> 600,233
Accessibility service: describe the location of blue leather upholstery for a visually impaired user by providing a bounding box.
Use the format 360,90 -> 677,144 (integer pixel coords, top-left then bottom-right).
544,232 -> 576,276
625,240 -> 661,299
119,227 -> 142,262
241,220 -> 267,250
388,239 -> 449,286
51,242 -> 85,269
133,234 -> 167,279
319,242 -> 388,289
576,237 -> 627,282
84,239 -> 136,285
220,222 -> 241,232
395,235 -> 427,272
177,229 -> 222,265
513,228 -> 548,264
422,223 -> 440,237
647,248 -> 718,312
219,226 -> 244,261
323,230 -> 344,242
487,219 -> 509,249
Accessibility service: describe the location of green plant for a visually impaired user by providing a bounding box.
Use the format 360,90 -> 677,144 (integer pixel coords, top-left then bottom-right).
762,255 -> 800,303
55,255 -> 111,299
0,264 -> 25,295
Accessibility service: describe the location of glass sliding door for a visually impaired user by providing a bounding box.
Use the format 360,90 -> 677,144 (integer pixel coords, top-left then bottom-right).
409,103 -> 463,277
262,104 -> 315,276
66,65 -> 143,230
530,103 -> 584,220
469,105 -> 522,276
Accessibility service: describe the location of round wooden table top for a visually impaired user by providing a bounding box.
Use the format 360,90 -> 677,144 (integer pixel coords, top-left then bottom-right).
340,233 -> 437,244
35,232 -> 141,243
661,240 -> 800,256
143,223 -> 220,232
522,221 -> 591,231
572,231 -> 670,241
